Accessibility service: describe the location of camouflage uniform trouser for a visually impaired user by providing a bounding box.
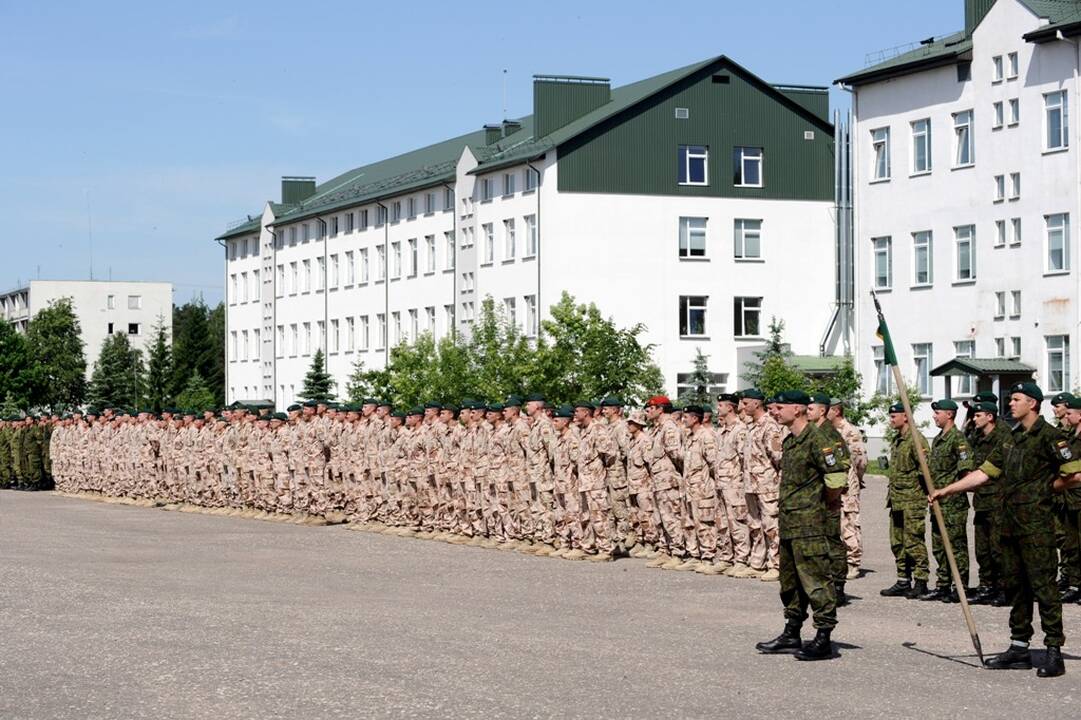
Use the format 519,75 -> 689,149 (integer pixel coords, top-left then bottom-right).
717,480 -> 750,566
554,489 -> 584,549
747,492 -> 779,571
629,488 -> 660,545
653,486 -> 688,557
607,482 -> 635,546
532,486 -> 556,544
463,479 -> 486,536
1002,531 -> 1064,647
827,508 -> 845,585
930,497 -> 970,587
889,506 -> 930,582
973,507 -> 1002,588
687,485 -> 718,562
512,481 -> 534,539
841,476 -> 862,569
581,489 -> 615,554
1056,496 -> 1081,587
780,536 -> 837,630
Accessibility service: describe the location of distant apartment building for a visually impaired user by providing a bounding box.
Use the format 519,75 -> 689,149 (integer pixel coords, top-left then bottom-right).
0,280 -> 173,376
218,55 -> 840,407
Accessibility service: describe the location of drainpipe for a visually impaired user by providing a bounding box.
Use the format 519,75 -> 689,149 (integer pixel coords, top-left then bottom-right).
267,227 -> 278,408
215,237 -> 229,404
316,217 -> 329,373
376,201 -> 390,364
443,182 -> 457,341
1060,29 -> 1081,391
527,161 -> 542,341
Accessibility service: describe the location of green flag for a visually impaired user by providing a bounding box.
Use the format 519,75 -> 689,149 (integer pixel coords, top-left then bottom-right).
872,291 -> 898,366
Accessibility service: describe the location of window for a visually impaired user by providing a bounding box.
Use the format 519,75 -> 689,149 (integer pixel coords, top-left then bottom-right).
331,254 -> 339,288
873,343 -> 890,393
276,264 -> 285,297
733,296 -> 761,337
300,259 -> 311,292
995,337 -> 1005,358
525,167 -> 538,191
230,331 -> 237,359
407,238 -> 417,277
444,187 -> 454,209
1007,52 -> 1018,79
913,342 -> 932,397
1011,218 -> 1022,246
461,301 -> 475,324
957,62 -> 972,83
392,311 -> 402,344
993,101 -> 1004,129
872,236 -> 892,289
376,314 -> 386,349
678,295 -> 708,336
303,322 -> 311,355
1047,213 -> 1070,272
445,232 -> 455,270
360,248 -> 370,283
1047,335 -> 1071,392
482,223 -> 494,264
230,274 -> 237,303
504,219 -> 516,259
1045,91 -> 1069,150
525,294 -> 537,337
391,242 -> 401,278
407,197 -> 416,219
1010,336 -> 1022,360
678,144 -> 709,185
361,209 -> 370,228
391,201 -> 401,222
290,324 -> 298,357
345,251 -> 354,285
316,257 -> 325,290
524,214 -> 538,256
734,219 -> 762,259
289,226 -> 297,245
994,175 -> 1005,202
871,128 -> 890,180
911,119 -> 931,173
289,262 -> 298,294
331,216 -> 339,236
128,323 -> 140,336
107,294 -> 116,310
408,309 -> 418,341
302,223 -> 311,242
1009,98 -> 1020,125
276,325 -> 284,358
992,55 -> 1003,83
444,304 -> 454,331
995,220 -> 1007,248
954,340 -> 976,396
229,241 -> 237,260
679,217 -> 707,258
346,317 -> 355,351
503,172 -> 516,196
1011,290 -> 1021,318
677,371 -> 729,400
330,319 -> 339,353
426,306 -> 436,334
504,297 -> 516,327
954,111 -> 974,166
913,231 -> 933,285
955,225 -> 975,281
460,272 -> 475,292
1009,172 -> 1020,200
240,272 -> 249,303
425,192 -> 436,214
733,146 -> 762,187
127,295 -> 141,310
346,212 -> 355,233
481,177 -> 494,201
425,236 -> 436,273
995,291 -> 1006,319
360,316 -> 370,350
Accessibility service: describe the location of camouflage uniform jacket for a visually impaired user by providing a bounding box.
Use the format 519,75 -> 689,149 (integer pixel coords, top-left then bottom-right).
744,413 -> 783,497
647,416 -> 683,491
779,423 -> 850,540
929,425 -> 974,510
527,415 -> 557,492
888,427 -> 931,511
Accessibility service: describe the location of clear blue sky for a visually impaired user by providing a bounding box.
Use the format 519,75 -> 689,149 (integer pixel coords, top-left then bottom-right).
1,0 -> 960,305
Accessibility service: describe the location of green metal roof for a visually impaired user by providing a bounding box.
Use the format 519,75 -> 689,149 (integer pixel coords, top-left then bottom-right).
1022,0 -> 1081,40
836,32 -> 972,86
216,202 -> 293,242
931,357 -> 1035,376
790,355 -> 849,374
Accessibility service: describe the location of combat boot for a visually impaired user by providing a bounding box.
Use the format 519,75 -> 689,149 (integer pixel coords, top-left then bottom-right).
627,543 -> 648,558
989,590 -> 1009,607
942,585 -> 961,604
759,568 -> 781,582
846,565 -> 861,580
985,644 -> 1032,670
1060,586 -> 1081,603
755,623 -> 802,654
835,582 -> 848,607
646,553 -> 672,568
794,629 -> 834,661
694,561 -> 725,575
906,579 -> 929,600
880,578 -> 911,597
724,562 -> 752,578
1038,646 -> 1066,678
918,584 -> 948,601
562,549 -> 587,560
968,585 -> 993,605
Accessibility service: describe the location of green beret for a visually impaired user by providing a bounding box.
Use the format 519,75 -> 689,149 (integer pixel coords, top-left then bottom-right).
1011,382 -> 1044,403
487,402 -> 505,412
361,397 -> 379,406
423,402 -> 442,410
777,390 -> 811,405
1065,397 -> 1081,410
972,391 -> 998,404
442,403 -> 459,414
829,397 -> 844,407
716,393 -> 738,404
931,399 -> 959,412
1050,391 -> 1073,406
809,393 -> 831,406
408,406 -> 425,416
391,409 -> 407,418
504,395 -> 522,408
888,402 -> 907,414
524,393 -> 545,402
302,400 -> 318,408
742,388 -> 765,401
287,404 -> 301,412
553,404 -> 574,418
270,412 -> 288,421
683,404 -> 705,417
973,401 -> 998,415
573,400 -> 595,410
599,396 -> 625,407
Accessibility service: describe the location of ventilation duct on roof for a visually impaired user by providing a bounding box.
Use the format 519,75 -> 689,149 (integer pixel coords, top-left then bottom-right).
532,75 -> 611,138
281,176 -> 316,205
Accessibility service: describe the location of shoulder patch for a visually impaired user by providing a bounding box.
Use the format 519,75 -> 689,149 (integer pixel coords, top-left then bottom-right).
822,447 -> 837,467
1059,442 -> 1073,460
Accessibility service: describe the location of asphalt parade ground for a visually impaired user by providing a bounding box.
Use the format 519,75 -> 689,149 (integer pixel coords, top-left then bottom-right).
2,479 -> 1080,720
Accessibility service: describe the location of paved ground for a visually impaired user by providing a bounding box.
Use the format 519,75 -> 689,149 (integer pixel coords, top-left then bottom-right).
2,479 -> 1080,720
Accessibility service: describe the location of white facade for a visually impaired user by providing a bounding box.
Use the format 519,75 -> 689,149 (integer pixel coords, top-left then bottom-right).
849,0 -> 1081,436
224,149 -> 835,407
0,280 -> 174,377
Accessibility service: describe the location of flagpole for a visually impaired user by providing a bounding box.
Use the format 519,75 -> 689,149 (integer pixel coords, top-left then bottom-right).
873,290 -> 985,666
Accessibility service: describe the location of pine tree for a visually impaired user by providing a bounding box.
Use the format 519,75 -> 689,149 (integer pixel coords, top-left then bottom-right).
681,348 -> 715,408
171,299 -> 212,398
176,369 -> 216,412
1,392 -> 21,417
26,297 -> 87,412
299,349 -> 335,403
206,302 -> 226,406
144,317 -> 173,412
88,332 -> 145,410
0,321 -> 32,410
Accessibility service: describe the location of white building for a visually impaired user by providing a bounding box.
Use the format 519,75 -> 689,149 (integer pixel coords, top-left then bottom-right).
0,280 -> 174,377
840,0 -> 1081,436
218,56 -> 840,408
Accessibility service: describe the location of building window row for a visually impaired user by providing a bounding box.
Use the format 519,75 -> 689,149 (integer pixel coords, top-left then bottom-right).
677,295 -> 761,338
477,168 -> 539,202
677,216 -> 763,260
676,144 -> 764,188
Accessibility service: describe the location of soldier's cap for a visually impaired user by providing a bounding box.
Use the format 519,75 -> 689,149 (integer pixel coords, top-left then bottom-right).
504,395 -> 522,408
931,399 -> 959,412
682,404 -> 705,417
809,393 -> 832,406
286,404 -> 301,412
423,402 -> 443,410
86,407 -> 100,415
1050,391 -> 1073,406
599,395 -> 625,407
716,392 -> 738,404
888,402 -> 907,415
1065,396 -> 1081,411
269,412 -> 288,421
741,388 -> 766,401
573,400 -> 595,410
776,390 -> 811,405
829,397 -> 844,407
972,401 -> 998,415
360,397 -> 378,406
407,406 -> 424,416
524,393 -> 545,403
377,400 -> 393,408
391,409 -> 407,418
302,400 -> 318,408
553,404 -> 574,418
486,402 -> 505,412
970,391 -> 998,404
442,403 -> 459,413
645,395 -> 672,408
1011,382 -> 1044,403
626,409 -> 648,426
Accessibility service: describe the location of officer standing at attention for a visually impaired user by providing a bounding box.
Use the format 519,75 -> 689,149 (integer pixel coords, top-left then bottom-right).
880,403 -> 931,600
967,400 -> 1011,607
929,382 -> 1070,678
755,390 -> 849,661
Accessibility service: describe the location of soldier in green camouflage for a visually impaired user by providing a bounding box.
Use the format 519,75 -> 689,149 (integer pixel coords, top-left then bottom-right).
880,403 -> 931,599
930,382 -> 1070,678
756,390 -> 849,662
918,399 -> 973,603
807,393 -> 849,605
967,398 -> 1011,606
1059,396 -> 1081,605
0,419 -> 13,489
1050,392 -> 1080,599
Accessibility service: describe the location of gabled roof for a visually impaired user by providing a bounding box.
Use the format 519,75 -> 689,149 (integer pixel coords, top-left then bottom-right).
836,32 -> 972,87
216,202 -> 293,242
930,357 -> 1035,377
1022,0 -> 1081,41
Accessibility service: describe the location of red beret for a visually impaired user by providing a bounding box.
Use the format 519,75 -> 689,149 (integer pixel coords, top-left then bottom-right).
646,395 -> 671,407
